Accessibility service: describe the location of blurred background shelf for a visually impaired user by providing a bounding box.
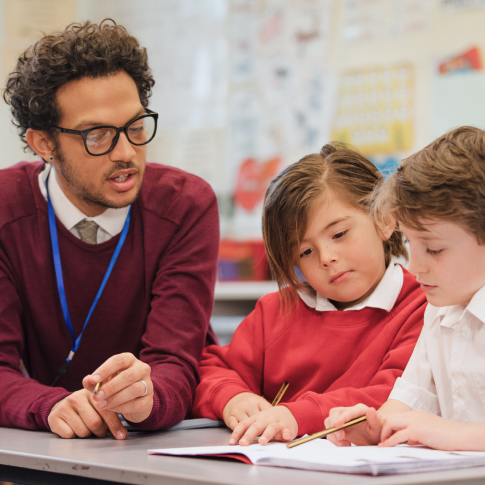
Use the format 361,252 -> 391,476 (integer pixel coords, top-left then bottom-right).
212,281 -> 278,345
214,281 -> 278,300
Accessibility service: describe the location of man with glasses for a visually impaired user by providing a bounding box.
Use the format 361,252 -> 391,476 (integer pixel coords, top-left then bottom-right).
0,20 -> 219,439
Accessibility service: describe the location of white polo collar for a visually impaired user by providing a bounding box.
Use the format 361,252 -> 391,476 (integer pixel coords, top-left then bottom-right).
436,283 -> 485,329
298,258 -> 404,312
38,163 -> 129,238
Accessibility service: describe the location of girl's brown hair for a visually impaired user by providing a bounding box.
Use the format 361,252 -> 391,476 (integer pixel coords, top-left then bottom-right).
262,142 -> 407,307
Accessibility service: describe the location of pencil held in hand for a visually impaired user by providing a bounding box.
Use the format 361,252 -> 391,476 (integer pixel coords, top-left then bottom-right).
272,382 -> 289,406
287,415 -> 367,448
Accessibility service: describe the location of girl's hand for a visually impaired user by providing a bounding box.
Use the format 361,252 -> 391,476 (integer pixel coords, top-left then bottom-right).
223,392 -> 272,430
325,404 -> 383,446
228,406 -> 298,446
379,410 -> 464,450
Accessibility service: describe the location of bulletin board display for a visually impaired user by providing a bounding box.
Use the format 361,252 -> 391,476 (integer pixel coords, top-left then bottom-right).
331,64 -> 414,155
430,46 -> 485,140
226,0 -> 337,240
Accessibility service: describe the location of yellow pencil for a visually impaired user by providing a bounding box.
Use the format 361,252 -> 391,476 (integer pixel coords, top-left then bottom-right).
287,415 -> 367,448
272,382 -> 289,406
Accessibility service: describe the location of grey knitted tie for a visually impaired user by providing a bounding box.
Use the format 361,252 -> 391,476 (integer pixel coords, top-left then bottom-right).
75,219 -> 99,244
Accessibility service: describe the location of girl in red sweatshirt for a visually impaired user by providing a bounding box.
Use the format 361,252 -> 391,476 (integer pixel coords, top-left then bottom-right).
192,143 -> 426,446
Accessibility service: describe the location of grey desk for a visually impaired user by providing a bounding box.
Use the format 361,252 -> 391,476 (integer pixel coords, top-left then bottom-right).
2,427 -> 485,485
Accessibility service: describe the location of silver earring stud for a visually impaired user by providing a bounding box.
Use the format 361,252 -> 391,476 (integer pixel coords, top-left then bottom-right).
48,156 -> 54,162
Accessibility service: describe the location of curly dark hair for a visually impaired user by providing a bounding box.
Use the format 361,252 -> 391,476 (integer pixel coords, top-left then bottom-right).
3,19 -> 155,153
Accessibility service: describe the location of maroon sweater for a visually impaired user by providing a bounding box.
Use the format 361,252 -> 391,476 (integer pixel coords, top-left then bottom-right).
0,161 -> 219,431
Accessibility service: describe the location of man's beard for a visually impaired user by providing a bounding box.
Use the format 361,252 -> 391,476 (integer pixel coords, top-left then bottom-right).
54,145 -> 142,211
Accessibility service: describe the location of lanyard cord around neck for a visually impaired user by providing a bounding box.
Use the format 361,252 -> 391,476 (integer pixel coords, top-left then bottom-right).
46,174 -> 132,386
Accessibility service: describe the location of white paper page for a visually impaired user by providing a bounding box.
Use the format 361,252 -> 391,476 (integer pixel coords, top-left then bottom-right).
264,444 -> 485,469
149,440 -> 485,472
148,438 -> 335,462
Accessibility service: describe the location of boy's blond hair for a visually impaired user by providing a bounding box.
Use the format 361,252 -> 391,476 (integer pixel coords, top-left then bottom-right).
373,126 -> 485,243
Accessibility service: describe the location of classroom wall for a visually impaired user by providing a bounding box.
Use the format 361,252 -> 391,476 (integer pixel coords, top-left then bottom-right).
0,0 -> 484,241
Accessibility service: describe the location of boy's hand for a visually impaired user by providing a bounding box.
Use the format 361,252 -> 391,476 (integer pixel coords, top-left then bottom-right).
325,404 -> 383,446
223,392 -> 272,430
379,410 -> 463,450
228,406 -> 298,446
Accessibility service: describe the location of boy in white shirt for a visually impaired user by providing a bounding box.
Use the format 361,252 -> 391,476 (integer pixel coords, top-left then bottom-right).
325,126 -> 485,451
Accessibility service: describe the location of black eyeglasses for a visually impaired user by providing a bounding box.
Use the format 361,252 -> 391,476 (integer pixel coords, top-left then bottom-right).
53,109 -> 158,156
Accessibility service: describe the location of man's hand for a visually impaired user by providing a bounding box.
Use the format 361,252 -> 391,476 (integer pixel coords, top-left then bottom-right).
83,352 -> 153,423
48,388 -> 127,439
379,410 -> 465,450
325,404 -> 383,446
223,392 -> 272,430
228,406 -> 298,446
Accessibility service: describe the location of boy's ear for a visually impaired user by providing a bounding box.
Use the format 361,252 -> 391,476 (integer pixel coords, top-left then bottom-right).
26,128 -> 56,161
379,213 -> 397,242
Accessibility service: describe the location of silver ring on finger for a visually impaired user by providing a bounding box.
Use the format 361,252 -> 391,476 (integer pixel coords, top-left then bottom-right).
139,380 -> 148,398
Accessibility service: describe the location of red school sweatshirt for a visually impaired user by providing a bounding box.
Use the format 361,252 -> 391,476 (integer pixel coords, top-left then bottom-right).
192,269 -> 426,436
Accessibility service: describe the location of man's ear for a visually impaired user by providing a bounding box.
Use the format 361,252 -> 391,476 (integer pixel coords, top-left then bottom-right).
379,213 -> 397,242
26,129 -> 55,161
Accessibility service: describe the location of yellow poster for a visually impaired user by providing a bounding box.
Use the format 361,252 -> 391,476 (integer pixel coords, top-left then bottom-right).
332,64 -> 414,154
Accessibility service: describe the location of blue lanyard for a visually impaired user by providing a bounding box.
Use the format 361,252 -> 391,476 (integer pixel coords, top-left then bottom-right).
46,175 -> 131,385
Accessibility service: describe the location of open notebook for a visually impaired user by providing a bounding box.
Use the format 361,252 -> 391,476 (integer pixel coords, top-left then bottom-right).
149,439 -> 485,476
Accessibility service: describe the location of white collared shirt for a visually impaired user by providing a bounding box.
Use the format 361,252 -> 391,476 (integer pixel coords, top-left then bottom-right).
38,164 -> 130,243
389,284 -> 485,423
298,258 -> 404,312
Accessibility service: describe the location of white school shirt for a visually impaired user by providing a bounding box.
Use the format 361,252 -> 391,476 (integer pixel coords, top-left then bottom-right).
298,258 -> 404,312
38,163 -> 130,243
389,284 -> 485,423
